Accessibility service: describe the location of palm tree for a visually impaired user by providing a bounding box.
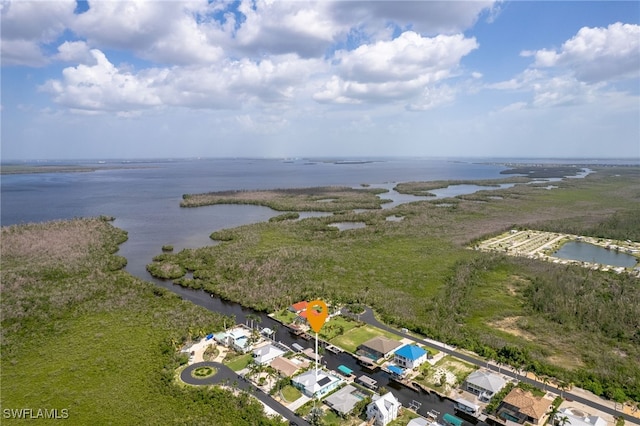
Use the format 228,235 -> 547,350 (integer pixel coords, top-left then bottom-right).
308,407 -> 323,426
558,381 -> 569,398
542,375 -> 550,392
546,405 -> 559,425
557,415 -> 571,426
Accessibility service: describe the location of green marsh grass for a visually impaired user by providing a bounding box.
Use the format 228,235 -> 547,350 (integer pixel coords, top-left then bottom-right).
149,167 -> 640,401
1,218 -> 285,425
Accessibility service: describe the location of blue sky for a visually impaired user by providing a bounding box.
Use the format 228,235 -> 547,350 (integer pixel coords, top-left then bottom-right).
1,0 -> 639,160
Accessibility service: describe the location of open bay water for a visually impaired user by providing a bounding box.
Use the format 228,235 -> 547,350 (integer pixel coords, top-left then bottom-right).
2,158 -> 510,278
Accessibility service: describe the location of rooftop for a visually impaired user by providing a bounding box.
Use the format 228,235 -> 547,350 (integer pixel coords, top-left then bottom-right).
270,356 -> 299,377
502,388 -> 552,421
395,344 -> 428,361
465,369 -> 507,393
324,385 -> 363,415
293,370 -> 342,396
291,301 -> 307,312
360,336 -> 403,355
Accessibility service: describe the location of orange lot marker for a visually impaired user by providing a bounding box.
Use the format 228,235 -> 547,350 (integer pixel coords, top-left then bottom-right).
306,299 -> 328,334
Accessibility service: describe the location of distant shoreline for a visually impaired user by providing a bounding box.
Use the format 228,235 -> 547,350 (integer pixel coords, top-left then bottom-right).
0,164 -> 151,175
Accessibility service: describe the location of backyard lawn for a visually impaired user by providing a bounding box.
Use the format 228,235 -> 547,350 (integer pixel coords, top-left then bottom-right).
319,315 -> 360,341
224,353 -> 253,371
329,324 -> 401,354
281,385 -> 302,403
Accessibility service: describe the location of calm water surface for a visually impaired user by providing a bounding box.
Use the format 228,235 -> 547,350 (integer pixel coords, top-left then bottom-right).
553,241 -> 638,268
2,158 -> 509,279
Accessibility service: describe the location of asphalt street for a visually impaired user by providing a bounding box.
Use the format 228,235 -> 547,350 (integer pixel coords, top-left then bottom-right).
348,307 -> 640,425
181,362 -> 311,426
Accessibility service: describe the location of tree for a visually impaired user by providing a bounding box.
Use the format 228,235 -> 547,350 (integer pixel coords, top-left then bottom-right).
557,415 -> 571,426
541,375 -> 550,392
308,406 -> 324,426
546,405 -> 559,425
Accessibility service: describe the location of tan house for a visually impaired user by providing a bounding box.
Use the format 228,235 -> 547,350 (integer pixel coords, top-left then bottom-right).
357,336 -> 403,360
497,388 -> 553,425
270,356 -> 303,377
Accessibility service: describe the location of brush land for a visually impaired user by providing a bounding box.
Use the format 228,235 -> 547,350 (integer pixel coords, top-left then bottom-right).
0,218 -> 286,425
150,167 -> 640,403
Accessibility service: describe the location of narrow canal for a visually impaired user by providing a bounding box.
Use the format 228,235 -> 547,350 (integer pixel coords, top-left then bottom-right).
150,276 -> 477,425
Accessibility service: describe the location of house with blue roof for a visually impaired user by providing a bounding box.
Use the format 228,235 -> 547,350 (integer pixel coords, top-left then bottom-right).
393,344 -> 428,370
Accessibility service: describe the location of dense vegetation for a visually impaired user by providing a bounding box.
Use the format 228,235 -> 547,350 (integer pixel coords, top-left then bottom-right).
148,167 -> 640,402
1,218 -> 285,425
181,186 -> 389,210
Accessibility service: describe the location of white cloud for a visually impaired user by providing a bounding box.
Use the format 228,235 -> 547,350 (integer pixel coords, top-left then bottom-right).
315,31 -> 477,104
406,85 -> 456,111
1,0 -> 76,66
1,38 -> 48,66
71,0 -> 224,65
233,0 -> 344,57
328,1 -> 498,35
39,49 -> 322,113
530,22 -> 640,83
1,0 -> 75,41
55,41 -> 96,64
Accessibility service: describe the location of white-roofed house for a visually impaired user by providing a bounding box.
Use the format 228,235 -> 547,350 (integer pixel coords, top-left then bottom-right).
464,369 -> 507,401
292,369 -> 342,399
366,392 -> 401,426
252,344 -> 285,365
553,408 -> 607,426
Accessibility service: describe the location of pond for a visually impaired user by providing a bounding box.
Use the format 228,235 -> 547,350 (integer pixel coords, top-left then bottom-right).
553,241 -> 638,268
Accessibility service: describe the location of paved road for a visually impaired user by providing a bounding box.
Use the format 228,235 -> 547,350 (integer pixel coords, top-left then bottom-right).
348,307 -> 640,425
181,362 -> 310,426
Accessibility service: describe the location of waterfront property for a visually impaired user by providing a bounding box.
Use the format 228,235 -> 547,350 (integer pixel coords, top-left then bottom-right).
366,392 -> 401,426
292,369 -> 343,398
289,301 -> 308,313
252,343 -> 285,365
356,375 -> 378,390
324,384 -> 367,416
497,387 -> 553,425
454,397 -> 479,415
464,369 -> 507,401
227,327 -> 253,353
270,356 -> 301,377
553,408 -> 607,426
394,344 -> 429,370
357,336 -> 403,360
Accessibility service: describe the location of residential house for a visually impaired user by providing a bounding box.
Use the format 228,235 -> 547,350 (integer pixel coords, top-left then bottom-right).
324,385 -> 364,416
292,369 -> 342,398
227,328 -> 252,353
497,387 -> 553,425
289,301 -> 307,313
394,344 -> 428,370
464,369 -> 507,401
357,336 -> 403,361
269,356 -> 301,377
552,408 -> 607,426
366,392 -> 401,426
252,344 -> 285,365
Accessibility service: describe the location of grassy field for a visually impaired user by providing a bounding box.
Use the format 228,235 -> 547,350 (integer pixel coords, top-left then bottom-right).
147,167 -> 640,402
225,353 -> 253,372
280,385 -> 301,403
0,218 -> 285,425
330,324 -> 402,354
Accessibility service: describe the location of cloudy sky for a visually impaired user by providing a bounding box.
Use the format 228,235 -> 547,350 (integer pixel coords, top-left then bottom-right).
1,0 -> 639,160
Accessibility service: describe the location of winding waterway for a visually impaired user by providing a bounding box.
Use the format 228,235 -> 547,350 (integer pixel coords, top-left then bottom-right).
2,158 -> 598,424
